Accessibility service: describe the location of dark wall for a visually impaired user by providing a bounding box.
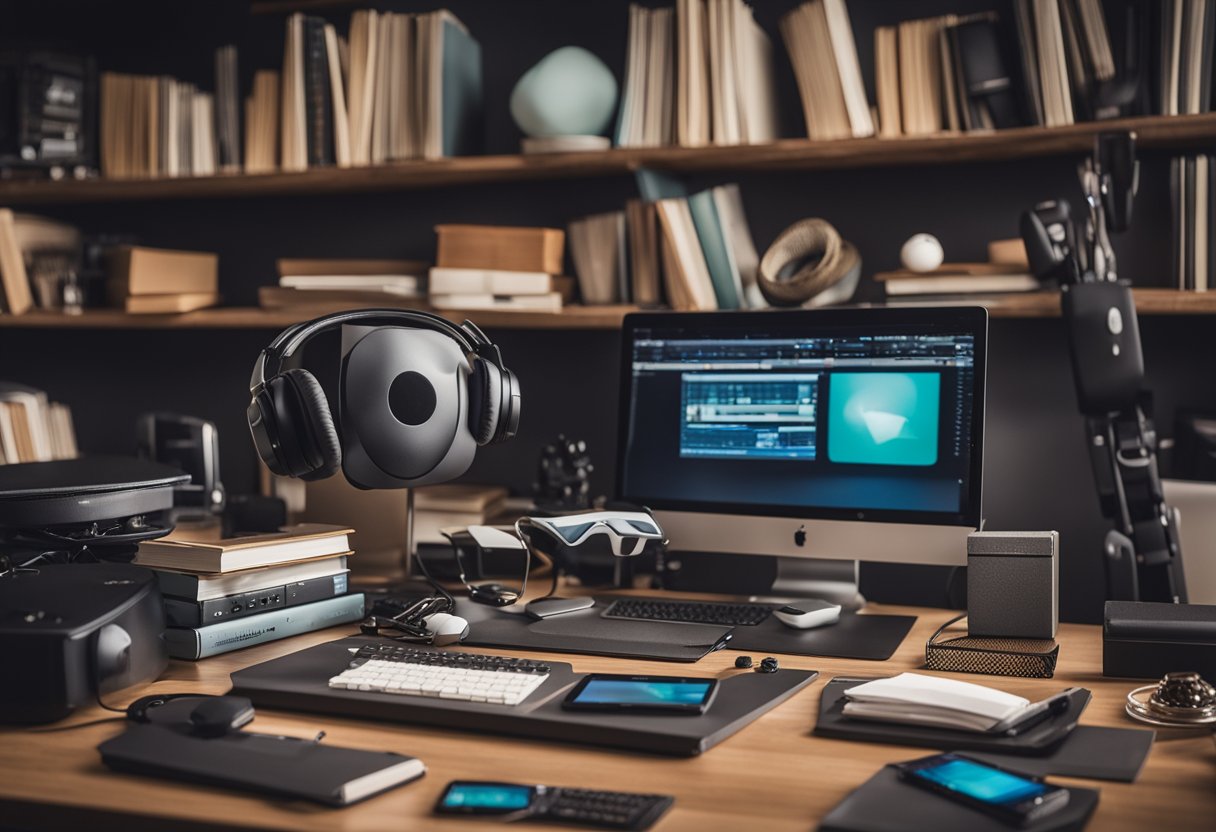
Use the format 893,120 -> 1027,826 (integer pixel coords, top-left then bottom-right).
2,1 -> 1209,623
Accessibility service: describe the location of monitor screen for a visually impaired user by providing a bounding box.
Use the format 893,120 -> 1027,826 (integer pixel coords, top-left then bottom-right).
616,308 -> 986,527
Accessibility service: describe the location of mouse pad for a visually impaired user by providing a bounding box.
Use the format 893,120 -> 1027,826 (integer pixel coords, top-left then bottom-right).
818,764 -> 1100,832
724,609 -> 917,661
814,678 -> 1153,782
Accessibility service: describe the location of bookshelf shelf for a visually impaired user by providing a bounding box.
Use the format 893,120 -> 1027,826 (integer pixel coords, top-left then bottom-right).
1,291 -> 1213,331
2,113 -> 1215,207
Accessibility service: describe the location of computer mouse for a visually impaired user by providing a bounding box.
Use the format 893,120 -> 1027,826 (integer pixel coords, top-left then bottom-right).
188,695 -> 255,738
773,599 -> 842,629
423,612 -> 470,646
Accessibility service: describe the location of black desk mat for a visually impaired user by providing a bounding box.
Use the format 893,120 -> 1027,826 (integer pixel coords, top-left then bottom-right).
814,678 -> 1153,782
458,596 -> 916,662
230,636 -> 818,757
818,764 -> 1100,832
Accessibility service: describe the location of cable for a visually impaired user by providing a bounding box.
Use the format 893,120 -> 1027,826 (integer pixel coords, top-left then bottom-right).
28,716 -> 125,733
95,686 -> 127,714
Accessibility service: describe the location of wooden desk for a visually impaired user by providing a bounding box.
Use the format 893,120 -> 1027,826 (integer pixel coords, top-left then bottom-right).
2,604 -> 1213,831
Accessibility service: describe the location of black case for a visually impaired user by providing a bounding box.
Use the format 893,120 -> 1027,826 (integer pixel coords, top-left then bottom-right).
1103,600 -> 1216,679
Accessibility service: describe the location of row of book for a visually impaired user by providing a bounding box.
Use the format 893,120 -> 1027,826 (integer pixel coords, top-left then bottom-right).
0,209 -> 80,315
133,523 -> 362,660
616,0 -> 777,148
0,383 -> 77,464
1171,154 -> 1215,292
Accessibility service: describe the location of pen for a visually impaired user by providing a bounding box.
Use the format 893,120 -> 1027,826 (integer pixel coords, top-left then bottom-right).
993,688 -> 1079,737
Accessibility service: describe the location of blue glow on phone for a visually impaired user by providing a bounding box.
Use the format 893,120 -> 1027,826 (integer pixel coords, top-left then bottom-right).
913,759 -> 1049,805
443,784 -> 533,810
575,679 -> 711,705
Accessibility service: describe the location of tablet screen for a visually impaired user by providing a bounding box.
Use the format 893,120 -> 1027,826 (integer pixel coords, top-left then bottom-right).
573,678 -> 714,706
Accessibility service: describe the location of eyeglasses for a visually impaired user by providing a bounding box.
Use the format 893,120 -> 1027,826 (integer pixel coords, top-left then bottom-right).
523,510 -> 665,557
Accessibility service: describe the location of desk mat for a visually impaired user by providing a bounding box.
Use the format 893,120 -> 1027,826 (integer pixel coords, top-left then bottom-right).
230,636 -> 818,757
814,678 -> 1152,781
818,764 -> 1099,832
458,597 -> 916,662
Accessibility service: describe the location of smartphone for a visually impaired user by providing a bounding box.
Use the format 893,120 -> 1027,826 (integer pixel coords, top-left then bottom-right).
561,674 -> 718,714
434,781 -> 539,816
895,753 -> 1069,826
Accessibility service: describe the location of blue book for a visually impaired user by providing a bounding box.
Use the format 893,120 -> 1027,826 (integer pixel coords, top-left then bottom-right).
688,189 -> 741,309
439,12 -> 483,157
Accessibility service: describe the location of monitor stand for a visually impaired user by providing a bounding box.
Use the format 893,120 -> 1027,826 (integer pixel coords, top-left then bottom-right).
748,557 -> 866,612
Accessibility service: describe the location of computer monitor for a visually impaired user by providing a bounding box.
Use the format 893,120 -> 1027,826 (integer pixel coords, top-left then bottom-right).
616,307 -> 987,573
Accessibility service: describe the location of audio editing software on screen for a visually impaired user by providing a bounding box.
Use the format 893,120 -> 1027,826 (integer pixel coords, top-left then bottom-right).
622,327 -> 977,520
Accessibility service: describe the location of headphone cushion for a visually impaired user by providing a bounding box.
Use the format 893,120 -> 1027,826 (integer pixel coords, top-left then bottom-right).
280,369 -> 342,480
468,359 -> 501,447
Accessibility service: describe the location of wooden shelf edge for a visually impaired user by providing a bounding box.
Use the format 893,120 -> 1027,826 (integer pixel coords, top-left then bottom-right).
3,114 -> 1216,206
1,292 -> 1213,331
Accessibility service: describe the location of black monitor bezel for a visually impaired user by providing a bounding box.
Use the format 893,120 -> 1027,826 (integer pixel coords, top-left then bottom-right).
615,306 -> 987,528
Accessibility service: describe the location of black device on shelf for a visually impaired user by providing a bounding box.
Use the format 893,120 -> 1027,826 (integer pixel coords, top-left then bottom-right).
0,51 -> 96,178
136,412 -> 226,520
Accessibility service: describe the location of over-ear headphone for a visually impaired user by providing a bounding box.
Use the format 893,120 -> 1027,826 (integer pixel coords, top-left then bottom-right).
247,309 -> 520,488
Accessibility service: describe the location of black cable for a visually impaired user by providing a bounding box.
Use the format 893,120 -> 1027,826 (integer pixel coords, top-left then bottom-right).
28,716 -> 125,733
95,686 -> 127,714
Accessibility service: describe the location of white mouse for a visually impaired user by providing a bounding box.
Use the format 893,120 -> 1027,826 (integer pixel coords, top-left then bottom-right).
423,612 -> 470,645
773,599 -> 842,629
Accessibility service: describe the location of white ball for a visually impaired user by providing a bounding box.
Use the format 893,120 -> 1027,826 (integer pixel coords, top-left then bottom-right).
900,233 -> 944,273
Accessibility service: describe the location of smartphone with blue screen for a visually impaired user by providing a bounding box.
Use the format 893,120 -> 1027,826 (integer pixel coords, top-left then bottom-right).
561,674 -> 718,714
435,781 -> 538,816
895,753 -> 1069,826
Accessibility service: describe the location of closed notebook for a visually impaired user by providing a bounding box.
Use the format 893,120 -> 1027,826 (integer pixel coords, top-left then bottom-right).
99,723 -> 425,806
134,524 -> 353,573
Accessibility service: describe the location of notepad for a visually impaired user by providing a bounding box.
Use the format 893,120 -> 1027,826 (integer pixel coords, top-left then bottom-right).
842,673 -> 1033,733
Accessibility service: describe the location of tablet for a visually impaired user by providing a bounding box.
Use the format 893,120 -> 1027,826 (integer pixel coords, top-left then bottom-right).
561,674 -> 718,714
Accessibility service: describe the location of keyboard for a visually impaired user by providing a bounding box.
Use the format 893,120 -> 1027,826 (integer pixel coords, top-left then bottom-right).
328,643 -> 550,706
601,598 -> 772,627
542,787 -> 673,831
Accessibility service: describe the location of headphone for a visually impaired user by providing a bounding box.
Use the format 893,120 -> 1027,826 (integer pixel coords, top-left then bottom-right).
247,309 -> 520,488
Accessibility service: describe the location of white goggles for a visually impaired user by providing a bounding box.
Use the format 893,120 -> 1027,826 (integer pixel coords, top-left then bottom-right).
523,510 -> 665,557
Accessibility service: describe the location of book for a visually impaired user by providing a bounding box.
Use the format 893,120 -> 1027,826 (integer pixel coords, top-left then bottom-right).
822,0 -> 874,138
687,189 -> 741,309
428,267 -> 555,296
163,593 -> 365,659
874,26 -> 901,138
303,16 -> 335,167
780,1 -> 854,141
277,258 -> 428,278
841,673 -> 1048,734
676,0 -> 710,147
134,524 -> 354,573
258,286 -> 427,310
419,10 -> 483,159
428,293 -> 562,313
655,198 -> 718,311
435,225 -> 564,274
881,275 -> 1041,296
244,70 -> 280,174
106,246 -> 218,296
625,199 -> 662,306
214,45 -> 241,172
414,483 -> 509,513
124,292 -> 221,314
0,383 -> 76,463
568,211 -> 628,305
280,275 -> 422,295
154,554 -> 350,601
0,209 -> 33,315
711,184 -> 763,308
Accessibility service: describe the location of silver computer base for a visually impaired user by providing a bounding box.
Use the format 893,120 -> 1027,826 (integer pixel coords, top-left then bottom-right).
747,557 -> 866,611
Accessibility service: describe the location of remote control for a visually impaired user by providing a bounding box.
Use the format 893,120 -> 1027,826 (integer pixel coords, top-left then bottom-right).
541,787 -> 673,830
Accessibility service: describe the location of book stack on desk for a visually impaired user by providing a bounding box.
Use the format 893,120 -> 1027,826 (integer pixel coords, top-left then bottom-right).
429,225 -> 570,313
134,523 -> 363,659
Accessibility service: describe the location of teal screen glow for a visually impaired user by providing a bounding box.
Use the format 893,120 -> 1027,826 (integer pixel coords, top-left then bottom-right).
575,679 -> 712,705
912,758 -> 1048,805
827,372 -> 940,466
443,784 -> 533,810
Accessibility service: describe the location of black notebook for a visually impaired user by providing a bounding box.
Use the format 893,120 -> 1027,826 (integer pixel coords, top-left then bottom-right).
99,723 -> 425,806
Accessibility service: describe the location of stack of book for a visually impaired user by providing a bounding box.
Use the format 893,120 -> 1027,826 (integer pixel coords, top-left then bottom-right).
1157,1 -> 1215,118
279,8 -> 481,171
106,246 -> 219,314
0,382 -> 77,464
876,248 -> 1042,303
413,484 -> 509,548
616,0 -> 776,148
430,225 -> 568,313
780,0 -> 874,141
134,523 -> 362,660
1171,153 -> 1214,292
260,258 -> 429,311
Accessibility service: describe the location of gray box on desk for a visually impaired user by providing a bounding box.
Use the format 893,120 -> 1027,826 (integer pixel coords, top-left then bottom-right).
967,531 -> 1058,638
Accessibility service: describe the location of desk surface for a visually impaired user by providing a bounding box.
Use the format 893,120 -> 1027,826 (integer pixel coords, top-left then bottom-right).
2,600 -> 1213,832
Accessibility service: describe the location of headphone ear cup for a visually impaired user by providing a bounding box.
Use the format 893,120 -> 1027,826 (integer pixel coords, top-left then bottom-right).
467,359 -> 502,447
274,369 -> 342,480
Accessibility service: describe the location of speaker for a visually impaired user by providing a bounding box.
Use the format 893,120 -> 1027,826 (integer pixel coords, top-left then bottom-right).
967,531 -> 1059,639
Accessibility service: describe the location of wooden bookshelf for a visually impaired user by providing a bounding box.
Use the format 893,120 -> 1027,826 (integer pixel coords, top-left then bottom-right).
1,291 -> 1213,331
2,113 -> 1214,206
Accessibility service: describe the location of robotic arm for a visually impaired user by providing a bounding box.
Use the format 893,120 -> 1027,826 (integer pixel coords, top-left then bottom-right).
1021,132 -> 1186,603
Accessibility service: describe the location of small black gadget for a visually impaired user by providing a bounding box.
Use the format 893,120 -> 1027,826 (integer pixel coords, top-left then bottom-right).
248,309 -> 519,489
435,781 -> 673,830
894,753 -> 1069,827
561,674 -> 718,714
126,693 -> 255,737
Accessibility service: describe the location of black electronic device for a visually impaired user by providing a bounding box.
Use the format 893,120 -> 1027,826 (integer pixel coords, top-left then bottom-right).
895,753 -> 1069,827
0,51 -> 96,177
561,674 -> 718,714
601,597 -> 772,627
1020,200 -> 1079,283
0,563 -> 167,724
136,412 -> 226,518
435,781 -> 674,830
247,309 -> 519,489
1103,600 -> 1216,679
163,571 -> 348,627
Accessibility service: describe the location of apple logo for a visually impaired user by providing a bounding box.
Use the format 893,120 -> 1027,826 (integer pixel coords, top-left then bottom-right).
793,525 -> 807,547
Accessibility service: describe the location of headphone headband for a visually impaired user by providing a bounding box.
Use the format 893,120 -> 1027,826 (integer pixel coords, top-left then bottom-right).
250,309 -> 495,393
